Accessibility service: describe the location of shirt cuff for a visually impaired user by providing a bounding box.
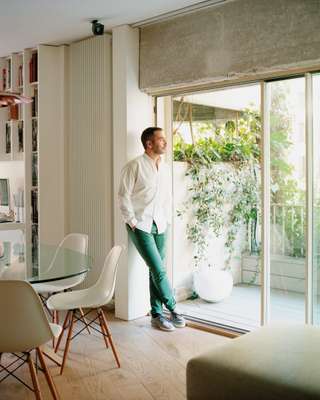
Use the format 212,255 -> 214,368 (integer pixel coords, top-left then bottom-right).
128,218 -> 138,228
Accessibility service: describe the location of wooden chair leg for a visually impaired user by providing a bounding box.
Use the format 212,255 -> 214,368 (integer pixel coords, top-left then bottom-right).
55,311 -> 71,353
99,309 -> 121,368
52,311 -> 57,348
97,311 -> 109,349
79,308 -> 91,334
27,353 -> 43,400
60,310 -> 75,375
36,348 -> 59,400
0,352 -> 3,373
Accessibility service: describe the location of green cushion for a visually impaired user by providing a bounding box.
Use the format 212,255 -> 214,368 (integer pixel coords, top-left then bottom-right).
187,324 -> 320,400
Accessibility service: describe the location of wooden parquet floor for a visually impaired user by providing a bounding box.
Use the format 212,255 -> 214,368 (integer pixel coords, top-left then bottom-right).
0,312 -> 229,400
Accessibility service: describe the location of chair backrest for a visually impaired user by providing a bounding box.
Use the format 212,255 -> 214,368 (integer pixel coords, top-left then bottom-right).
91,245 -> 123,307
0,281 -> 53,353
46,233 -> 89,273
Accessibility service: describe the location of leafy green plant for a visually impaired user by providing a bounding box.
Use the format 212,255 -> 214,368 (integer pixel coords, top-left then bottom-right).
174,88 -> 307,270
175,109 -> 261,269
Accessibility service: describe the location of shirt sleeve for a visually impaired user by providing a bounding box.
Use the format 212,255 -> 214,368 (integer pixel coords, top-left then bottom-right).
118,162 -> 138,227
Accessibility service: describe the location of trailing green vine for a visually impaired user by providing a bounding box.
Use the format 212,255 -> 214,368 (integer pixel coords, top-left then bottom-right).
174,83 -> 309,272
174,109 -> 261,269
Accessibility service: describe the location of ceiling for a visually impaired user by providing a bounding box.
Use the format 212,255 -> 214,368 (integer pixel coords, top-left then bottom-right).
0,0 -> 220,57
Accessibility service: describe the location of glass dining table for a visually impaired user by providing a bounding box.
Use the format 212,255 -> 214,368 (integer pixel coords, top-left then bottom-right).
0,243 -> 91,283
0,242 -> 91,366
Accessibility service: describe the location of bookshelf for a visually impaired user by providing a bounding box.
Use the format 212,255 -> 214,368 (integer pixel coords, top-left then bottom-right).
0,45 -> 66,276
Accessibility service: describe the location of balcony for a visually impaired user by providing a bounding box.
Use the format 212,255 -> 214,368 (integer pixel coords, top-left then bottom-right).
173,163 -> 311,331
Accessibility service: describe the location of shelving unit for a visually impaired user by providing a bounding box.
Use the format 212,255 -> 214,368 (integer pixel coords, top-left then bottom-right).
0,222 -> 25,231
25,50 -> 39,272
0,45 -> 66,276
0,52 -> 24,162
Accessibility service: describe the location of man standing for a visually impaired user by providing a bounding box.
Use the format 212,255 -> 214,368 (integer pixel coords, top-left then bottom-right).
118,127 -> 185,331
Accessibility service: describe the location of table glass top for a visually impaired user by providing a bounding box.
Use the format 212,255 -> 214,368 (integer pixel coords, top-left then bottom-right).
0,243 -> 91,284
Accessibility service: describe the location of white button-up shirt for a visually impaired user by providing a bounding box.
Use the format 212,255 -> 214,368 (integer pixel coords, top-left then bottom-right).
118,153 -> 171,234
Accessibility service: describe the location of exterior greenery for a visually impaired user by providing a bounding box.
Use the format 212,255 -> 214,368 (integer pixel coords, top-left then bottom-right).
174,109 -> 261,269
174,83 -> 306,270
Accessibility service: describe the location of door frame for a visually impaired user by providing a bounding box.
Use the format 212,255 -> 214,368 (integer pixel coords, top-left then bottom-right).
154,70 -> 320,329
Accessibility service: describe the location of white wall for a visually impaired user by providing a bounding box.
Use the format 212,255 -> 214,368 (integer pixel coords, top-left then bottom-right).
113,25 -> 153,320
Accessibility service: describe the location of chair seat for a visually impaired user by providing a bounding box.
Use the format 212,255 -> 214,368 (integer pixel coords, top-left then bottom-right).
48,246 -> 123,374
33,275 -> 86,295
47,288 -> 109,311
49,323 -> 62,339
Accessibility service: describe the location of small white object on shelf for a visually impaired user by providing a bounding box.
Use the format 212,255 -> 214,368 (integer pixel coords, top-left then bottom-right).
13,189 -> 24,223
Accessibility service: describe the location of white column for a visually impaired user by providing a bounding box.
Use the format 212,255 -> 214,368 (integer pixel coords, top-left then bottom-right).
113,25 -> 153,320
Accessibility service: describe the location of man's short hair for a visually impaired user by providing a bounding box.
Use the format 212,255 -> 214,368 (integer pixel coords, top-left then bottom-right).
141,127 -> 162,150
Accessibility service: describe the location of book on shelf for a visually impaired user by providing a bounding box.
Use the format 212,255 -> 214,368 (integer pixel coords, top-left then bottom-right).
32,152 -> 38,186
5,123 -> 11,154
18,120 -> 23,152
32,119 -> 37,151
31,189 -> 38,224
2,60 -> 12,90
29,52 -> 38,83
7,59 -> 11,89
9,104 -> 19,120
18,64 -> 23,87
2,68 -> 6,91
31,224 -> 39,266
31,87 -> 38,117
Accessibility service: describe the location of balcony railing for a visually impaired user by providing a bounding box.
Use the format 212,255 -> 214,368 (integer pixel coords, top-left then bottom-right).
270,204 -> 306,258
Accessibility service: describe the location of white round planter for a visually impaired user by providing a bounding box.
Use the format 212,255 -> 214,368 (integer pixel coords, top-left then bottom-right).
194,268 -> 233,303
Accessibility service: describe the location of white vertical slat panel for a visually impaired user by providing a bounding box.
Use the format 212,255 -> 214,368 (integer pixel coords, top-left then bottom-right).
68,35 -> 112,288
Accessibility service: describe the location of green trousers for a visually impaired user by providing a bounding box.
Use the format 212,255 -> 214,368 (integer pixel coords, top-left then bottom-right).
126,222 -> 176,317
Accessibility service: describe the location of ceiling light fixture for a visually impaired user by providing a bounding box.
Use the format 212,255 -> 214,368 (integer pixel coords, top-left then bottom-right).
0,92 -> 32,108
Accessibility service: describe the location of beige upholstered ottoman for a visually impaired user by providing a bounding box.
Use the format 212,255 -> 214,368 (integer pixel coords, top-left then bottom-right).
187,324 -> 320,400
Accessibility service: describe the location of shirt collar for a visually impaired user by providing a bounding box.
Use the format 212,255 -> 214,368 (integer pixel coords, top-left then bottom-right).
143,152 -> 162,166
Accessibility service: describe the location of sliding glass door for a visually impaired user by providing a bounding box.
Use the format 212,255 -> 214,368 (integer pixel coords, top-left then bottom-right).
156,70 -> 320,331
170,85 -> 261,330
266,77 -> 306,323
312,73 -> 320,325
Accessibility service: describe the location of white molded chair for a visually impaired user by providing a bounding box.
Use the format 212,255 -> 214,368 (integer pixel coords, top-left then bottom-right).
33,233 -> 89,328
0,280 -> 61,400
47,245 -> 123,375
33,233 -> 89,294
